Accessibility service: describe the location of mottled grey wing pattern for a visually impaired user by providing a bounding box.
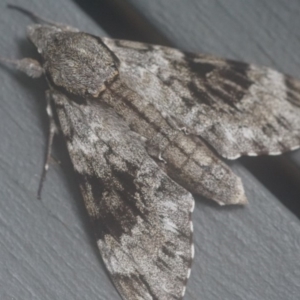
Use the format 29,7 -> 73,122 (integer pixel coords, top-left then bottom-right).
50,90 -> 194,300
103,38 -> 300,159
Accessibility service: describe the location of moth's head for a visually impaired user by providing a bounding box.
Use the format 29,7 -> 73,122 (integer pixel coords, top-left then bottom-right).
26,23 -> 120,98
27,23 -> 78,54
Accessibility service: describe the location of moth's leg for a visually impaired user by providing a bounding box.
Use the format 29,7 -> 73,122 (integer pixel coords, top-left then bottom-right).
162,112 -> 190,135
158,152 -> 167,164
0,57 -> 43,78
146,139 -> 168,164
37,91 -> 58,199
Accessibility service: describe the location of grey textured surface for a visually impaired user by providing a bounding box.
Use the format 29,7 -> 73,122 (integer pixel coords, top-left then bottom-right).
0,1 -> 299,300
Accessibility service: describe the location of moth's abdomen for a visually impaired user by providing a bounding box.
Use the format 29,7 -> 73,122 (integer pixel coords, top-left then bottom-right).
161,132 -> 246,205
103,80 -> 246,205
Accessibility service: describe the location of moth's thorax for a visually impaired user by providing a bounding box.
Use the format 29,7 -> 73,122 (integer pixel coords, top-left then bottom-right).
28,24 -> 119,98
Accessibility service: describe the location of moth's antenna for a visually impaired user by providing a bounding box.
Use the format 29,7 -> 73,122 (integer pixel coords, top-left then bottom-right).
7,4 -> 57,25
7,4 -> 79,31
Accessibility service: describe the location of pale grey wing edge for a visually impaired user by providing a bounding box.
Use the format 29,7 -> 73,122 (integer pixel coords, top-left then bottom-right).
103,38 -> 300,160
50,90 -> 195,300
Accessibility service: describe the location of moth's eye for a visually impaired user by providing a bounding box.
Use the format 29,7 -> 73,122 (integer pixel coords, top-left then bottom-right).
53,36 -> 60,44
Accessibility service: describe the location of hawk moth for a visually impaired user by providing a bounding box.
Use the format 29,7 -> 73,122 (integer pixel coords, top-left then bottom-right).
2,5 -> 300,300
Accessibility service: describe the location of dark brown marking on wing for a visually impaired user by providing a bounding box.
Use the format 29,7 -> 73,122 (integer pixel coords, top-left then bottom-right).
182,55 -> 253,110
187,82 -> 214,106
205,84 -> 240,110
137,274 -> 159,300
161,245 -> 176,259
285,76 -> 300,107
275,115 -> 292,130
185,55 -> 216,78
181,96 -> 196,108
75,159 -> 150,241
156,257 -> 172,272
262,123 -> 279,137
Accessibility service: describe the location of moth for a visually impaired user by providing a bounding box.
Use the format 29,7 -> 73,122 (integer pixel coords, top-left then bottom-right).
2,5 -> 300,300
